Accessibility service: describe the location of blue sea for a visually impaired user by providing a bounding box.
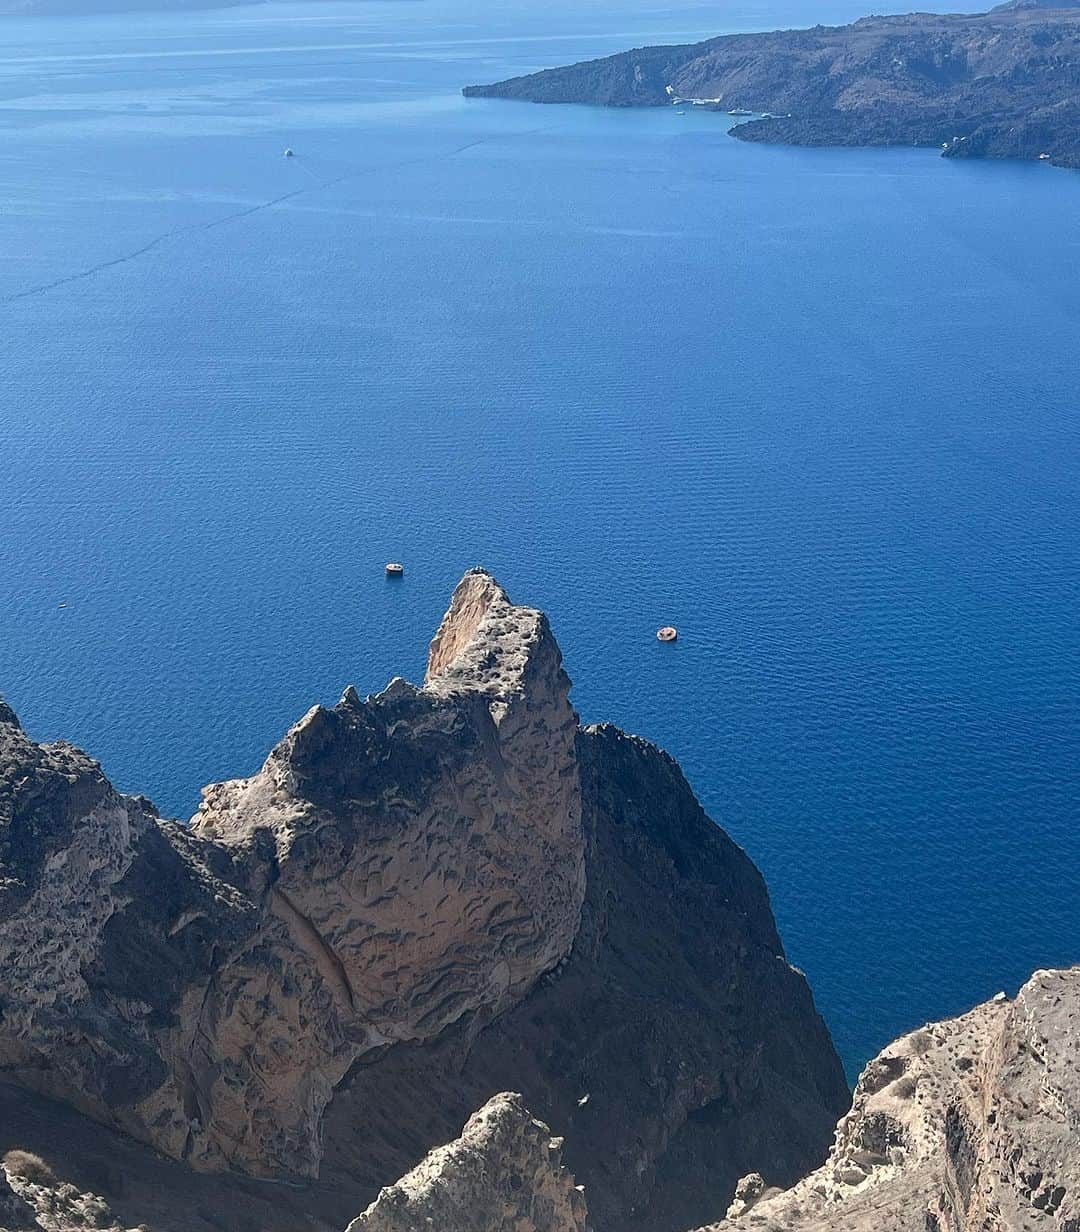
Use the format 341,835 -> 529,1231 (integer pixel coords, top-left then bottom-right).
2,0 -> 1079,1080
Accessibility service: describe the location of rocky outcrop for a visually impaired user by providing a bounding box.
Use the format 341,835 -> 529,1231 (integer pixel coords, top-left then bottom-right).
4,568 -> 1075,1232
0,701 -> 257,1164
0,569 -> 845,1231
0,571 -> 583,1182
183,567 -> 585,1176
1,1149 -> 129,1232
0,1087 -> 584,1232
319,722 -> 849,1232
0,1166 -> 35,1231
0,1081 -> 349,1232
463,6 -> 1080,169
346,1094 -> 588,1232
698,966 -> 1080,1232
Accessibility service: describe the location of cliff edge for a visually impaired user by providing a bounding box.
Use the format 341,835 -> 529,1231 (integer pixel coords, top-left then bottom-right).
697,966 -> 1080,1232
0,570 -> 847,1232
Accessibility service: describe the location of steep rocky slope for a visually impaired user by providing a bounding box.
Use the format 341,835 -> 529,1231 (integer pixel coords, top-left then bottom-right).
463,6 -> 1080,169
318,721 -> 847,1232
697,966 -> 1080,1232
0,570 -> 846,1232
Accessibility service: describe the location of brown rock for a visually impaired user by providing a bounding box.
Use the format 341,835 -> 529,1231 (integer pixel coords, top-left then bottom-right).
182,568 -> 585,1174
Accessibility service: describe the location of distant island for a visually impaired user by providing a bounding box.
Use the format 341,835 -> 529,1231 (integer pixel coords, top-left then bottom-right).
463,1 -> 1080,169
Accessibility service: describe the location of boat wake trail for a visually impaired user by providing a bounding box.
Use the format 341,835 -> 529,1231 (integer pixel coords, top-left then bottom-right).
2,129 -> 552,305
4,231 -> 191,303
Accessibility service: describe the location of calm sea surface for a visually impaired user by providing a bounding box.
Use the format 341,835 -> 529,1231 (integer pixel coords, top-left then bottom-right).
2,0 -> 1079,1079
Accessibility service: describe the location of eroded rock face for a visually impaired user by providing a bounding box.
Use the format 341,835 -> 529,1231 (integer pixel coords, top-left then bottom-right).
181,569 -> 584,1174
0,703 -> 257,1154
318,723 -> 849,1232
192,568 -> 583,1047
700,966 -> 1080,1232
0,571 -> 584,1181
0,568 -> 845,1230
346,1093 -> 588,1232
194,572 -> 584,1042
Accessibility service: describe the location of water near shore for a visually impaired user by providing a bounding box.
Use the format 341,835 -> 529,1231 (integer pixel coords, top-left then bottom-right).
2,0 -> 1079,1079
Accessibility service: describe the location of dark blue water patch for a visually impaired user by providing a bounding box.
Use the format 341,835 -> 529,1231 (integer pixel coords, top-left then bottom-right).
0,0 -> 1077,1082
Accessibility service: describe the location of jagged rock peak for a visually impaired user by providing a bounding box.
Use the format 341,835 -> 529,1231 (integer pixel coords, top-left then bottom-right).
0,698 -> 20,729
0,569 -> 847,1230
193,568 -> 577,848
424,569 -> 567,712
426,567 -> 505,680
346,1093 -> 589,1232
184,571 -> 583,1176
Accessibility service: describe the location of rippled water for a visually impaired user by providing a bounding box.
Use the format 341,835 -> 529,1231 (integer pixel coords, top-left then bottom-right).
2,0 -> 1079,1078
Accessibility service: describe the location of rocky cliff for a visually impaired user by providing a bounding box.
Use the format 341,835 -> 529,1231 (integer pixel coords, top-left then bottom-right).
0,570 -> 847,1232
316,720 -> 847,1232
3,968 -> 1078,1232
0,570 -> 584,1182
463,6 -> 1080,169
697,966 -> 1080,1232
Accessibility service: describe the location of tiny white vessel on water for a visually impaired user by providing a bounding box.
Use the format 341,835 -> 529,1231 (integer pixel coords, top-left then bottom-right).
656,626 -> 678,643
283,147 -> 294,158
385,562 -> 405,577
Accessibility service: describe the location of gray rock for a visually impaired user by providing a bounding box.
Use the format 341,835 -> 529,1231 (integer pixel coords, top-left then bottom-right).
0,1149 -> 127,1232
0,571 -> 584,1180
0,1166 -> 36,1230
0,571 -> 847,1231
725,1173 -> 767,1218
698,966 -> 1080,1232
185,568 -> 586,1175
346,1093 -> 588,1232
319,721 -> 849,1232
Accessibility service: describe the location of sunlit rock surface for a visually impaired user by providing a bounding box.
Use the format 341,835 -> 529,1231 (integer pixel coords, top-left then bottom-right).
698,967 -> 1080,1232
0,569 -> 845,1230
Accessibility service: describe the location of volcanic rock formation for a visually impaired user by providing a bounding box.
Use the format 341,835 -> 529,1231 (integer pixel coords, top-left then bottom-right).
0,569 -> 846,1231
345,1093 -> 588,1232
697,967 -> 1080,1232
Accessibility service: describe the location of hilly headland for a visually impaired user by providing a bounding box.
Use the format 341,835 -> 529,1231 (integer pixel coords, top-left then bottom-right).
463,2 -> 1080,168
